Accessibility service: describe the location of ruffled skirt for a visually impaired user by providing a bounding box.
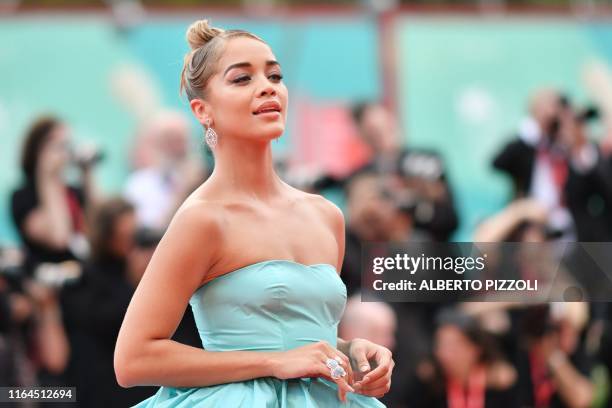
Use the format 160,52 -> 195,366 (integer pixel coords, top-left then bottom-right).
132,377 -> 386,407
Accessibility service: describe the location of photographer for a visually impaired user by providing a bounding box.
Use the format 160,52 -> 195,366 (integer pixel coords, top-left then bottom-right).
515,304 -> 594,408
10,115 -> 100,274
342,171 -> 426,296
492,88 -> 612,241
349,101 -> 459,242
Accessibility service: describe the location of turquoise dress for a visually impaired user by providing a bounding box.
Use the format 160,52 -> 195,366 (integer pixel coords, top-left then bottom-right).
133,260 -> 386,407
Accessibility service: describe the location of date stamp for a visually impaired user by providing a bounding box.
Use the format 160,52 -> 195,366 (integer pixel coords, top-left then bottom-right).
0,387 -> 76,402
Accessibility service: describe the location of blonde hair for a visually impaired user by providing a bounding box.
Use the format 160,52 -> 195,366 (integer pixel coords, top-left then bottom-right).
180,19 -> 265,101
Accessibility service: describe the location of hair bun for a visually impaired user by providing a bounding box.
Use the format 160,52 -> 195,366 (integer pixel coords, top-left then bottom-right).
186,19 -> 224,50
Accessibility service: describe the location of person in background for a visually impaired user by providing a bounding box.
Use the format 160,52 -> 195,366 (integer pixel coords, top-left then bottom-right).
342,171 -> 423,296
492,88 -> 612,241
515,303 -> 594,408
339,294 -> 397,352
10,115 -> 98,274
349,101 -> 459,241
124,110 -> 207,231
473,198 -> 549,243
413,309 -> 517,408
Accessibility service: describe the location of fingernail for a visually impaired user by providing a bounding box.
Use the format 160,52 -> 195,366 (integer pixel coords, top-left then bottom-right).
354,383 -> 361,390
360,365 -> 369,372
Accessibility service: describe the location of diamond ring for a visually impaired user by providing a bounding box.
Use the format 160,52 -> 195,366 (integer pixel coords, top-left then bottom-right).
325,357 -> 346,379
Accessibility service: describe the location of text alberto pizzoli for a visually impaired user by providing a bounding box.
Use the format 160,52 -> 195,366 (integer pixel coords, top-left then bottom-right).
371,255 -> 538,292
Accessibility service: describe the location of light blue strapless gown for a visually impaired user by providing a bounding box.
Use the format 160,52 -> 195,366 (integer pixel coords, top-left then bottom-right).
133,260 -> 386,407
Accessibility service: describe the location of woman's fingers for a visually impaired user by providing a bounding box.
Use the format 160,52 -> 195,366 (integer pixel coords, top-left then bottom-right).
349,340 -> 372,373
356,373 -> 390,392
356,348 -> 393,386
338,351 -> 355,386
360,384 -> 391,398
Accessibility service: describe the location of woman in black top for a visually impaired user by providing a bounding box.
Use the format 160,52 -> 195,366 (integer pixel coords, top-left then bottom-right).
10,115 -> 95,274
413,309 -> 518,408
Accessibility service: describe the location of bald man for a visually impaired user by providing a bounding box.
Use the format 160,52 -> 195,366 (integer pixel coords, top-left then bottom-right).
338,294 -> 397,351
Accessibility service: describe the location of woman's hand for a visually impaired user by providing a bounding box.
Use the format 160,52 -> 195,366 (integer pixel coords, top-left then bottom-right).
345,338 -> 394,398
269,341 -> 355,403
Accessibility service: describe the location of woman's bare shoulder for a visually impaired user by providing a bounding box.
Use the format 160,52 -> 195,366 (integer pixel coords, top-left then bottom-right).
287,187 -> 345,230
169,193 -> 226,237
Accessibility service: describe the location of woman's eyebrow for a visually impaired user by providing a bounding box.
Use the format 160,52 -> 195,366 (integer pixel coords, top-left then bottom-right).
223,60 -> 280,76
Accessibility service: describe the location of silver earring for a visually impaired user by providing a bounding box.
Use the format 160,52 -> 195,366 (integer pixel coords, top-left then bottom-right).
204,121 -> 217,148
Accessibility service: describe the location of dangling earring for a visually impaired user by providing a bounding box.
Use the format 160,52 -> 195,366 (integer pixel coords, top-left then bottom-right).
204,120 -> 217,148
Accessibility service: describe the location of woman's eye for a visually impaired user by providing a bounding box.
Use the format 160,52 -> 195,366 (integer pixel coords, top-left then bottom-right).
232,75 -> 250,84
269,74 -> 283,82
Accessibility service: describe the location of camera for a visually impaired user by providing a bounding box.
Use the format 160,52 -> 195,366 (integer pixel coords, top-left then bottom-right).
71,142 -> 105,168
549,95 -> 600,143
399,151 -> 443,182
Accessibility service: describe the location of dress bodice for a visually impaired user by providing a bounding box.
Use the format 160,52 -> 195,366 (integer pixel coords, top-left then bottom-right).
188,260 -> 347,352
135,260 -> 386,407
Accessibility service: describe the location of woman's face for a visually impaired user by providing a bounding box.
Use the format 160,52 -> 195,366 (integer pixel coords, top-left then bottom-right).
199,37 -> 288,142
41,125 -> 71,175
434,325 -> 480,379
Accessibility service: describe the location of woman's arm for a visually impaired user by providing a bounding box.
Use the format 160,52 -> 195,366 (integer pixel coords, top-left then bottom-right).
473,199 -> 547,242
115,202 -> 275,387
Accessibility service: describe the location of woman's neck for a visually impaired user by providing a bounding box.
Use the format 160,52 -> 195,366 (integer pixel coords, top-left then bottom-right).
449,364 -> 482,386
207,138 -> 285,201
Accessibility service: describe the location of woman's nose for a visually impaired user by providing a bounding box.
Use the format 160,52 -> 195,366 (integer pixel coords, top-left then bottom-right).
259,85 -> 276,97
258,77 -> 277,97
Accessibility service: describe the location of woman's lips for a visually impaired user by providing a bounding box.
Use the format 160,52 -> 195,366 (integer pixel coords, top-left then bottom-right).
253,110 -> 281,118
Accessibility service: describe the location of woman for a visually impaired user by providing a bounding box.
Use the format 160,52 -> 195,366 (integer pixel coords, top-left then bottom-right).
114,19 -> 393,407
413,309 -> 517,408
11,116 -> 94,273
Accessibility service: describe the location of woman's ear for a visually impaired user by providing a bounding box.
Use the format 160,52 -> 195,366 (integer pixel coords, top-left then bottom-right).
190,98 -> 212,126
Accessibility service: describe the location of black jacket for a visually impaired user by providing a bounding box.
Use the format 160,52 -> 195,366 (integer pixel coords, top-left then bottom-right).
492,138 -> 612,241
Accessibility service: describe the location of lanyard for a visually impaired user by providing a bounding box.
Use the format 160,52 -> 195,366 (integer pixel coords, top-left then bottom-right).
447,366 -> 486,408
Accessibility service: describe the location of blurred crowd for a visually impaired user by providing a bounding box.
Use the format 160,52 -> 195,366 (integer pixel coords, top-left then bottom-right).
2,86 -> 612,407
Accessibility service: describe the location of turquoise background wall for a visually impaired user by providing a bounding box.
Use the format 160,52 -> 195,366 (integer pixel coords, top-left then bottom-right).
3,14 -> 612,243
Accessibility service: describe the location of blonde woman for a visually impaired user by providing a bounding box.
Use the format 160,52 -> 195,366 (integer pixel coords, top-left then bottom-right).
115,19 -> 393,407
